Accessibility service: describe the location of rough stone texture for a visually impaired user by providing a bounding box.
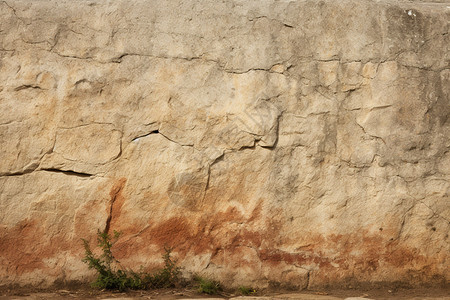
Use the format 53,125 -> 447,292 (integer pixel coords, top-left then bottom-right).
0,0 -> 449,289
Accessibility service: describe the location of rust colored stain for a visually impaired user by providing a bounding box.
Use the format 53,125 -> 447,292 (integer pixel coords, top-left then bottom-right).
0,205 -> 443,285
384,241 -> 424,268
107,199 -> 437,284
258,248 -> 333,269
142,207 -> 247,255
236,229 -> 262,248
0,220 -> 44,274
108,199 -> 435,280
149,216 -> 195,249
112,205 -> 260,261
3,182 -> 435,285
105,177 -> 127,234
0,219 -> 72,275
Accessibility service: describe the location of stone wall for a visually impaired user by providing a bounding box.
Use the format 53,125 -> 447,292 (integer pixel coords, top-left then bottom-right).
0,0 -> 448,288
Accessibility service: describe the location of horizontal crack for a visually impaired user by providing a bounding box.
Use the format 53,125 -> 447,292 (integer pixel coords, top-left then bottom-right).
40,168 -> 93,178
1,168 -> 36,177
14,84 -> 45,91
131,130 -> 159,142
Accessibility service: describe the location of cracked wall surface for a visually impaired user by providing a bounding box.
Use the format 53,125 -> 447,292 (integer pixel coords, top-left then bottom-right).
0,0 -> 449,288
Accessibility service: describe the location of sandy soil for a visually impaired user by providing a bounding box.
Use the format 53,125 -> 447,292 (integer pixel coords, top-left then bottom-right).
0,286 -> 449,300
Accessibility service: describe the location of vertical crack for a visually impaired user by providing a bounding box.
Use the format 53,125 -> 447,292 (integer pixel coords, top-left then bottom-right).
201,153 -> 224,205
305,269 -> 311,290
104,178 -> 127,234
355,120 -> 386,144
104,198 -> 115,234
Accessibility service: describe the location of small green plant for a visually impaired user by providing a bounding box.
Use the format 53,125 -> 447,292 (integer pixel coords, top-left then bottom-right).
82,230 -> 143,291
238,286 -> 257,295
82,230 -> 180,291
144,246 -> 181,288
194,275 -> 222,295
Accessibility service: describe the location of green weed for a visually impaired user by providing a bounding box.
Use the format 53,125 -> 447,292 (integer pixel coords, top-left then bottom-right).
238,286 -> 257,295
194,275 -> 222,294
81,230 -> 180,291
81,230 -> 143,291
143,246 -> 181,288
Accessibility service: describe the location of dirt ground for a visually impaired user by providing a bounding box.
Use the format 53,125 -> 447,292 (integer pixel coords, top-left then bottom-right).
0,285 -> 449,300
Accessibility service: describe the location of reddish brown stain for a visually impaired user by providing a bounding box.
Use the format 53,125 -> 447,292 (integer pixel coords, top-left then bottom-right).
105,177 -> 127,234
0,219 -> 72,275
237,229 -> 262,248
2,183 -> 440,285
112,205 -> 260,261
105,197 -> 438,284
258,248 -> 332,269
149,217 -> 194,249
0,220 -> 44,274
384,241 -> 422,268
106,199 -> 439,285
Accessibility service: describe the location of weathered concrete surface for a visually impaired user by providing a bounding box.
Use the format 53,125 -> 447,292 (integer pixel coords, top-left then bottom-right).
0,0 -> 449,289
